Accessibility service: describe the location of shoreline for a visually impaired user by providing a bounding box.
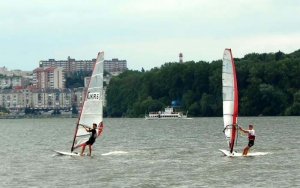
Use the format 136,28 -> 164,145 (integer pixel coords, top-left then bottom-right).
0,114 -> 78,119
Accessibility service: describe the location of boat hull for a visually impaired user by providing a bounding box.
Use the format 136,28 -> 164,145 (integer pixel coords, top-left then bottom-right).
145,118 -> 191,120
146,107 -> 190,120
145,116 -> 192,120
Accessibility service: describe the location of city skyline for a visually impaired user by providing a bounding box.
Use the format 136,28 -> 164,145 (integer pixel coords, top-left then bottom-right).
1,0 -> 300,72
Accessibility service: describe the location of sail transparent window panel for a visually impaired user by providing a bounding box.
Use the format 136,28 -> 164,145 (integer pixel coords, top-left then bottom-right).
81,101 -> 103,114
89,76 -> 103,88
223,114 -> 233,138
222,73 -> 234,87
223,87 -> 234,101
76,127 -> 91,138
80,116 -> 103,127
222,59 -> 233,74
93,62 -> 104,75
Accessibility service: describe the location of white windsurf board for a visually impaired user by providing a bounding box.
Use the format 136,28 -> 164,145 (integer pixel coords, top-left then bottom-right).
52,150 -> 80,156
219,149 -> 269,157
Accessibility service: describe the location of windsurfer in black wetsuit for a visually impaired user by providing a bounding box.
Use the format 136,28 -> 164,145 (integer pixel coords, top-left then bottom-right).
79,123 -> 97,156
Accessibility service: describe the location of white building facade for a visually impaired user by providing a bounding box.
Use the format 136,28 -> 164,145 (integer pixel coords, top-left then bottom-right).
0,88 -> 85,110
0,76 -> 25,89
33,67 -> 65,89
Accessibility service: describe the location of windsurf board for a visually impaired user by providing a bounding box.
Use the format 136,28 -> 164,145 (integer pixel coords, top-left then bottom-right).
219,149 -> 269,157
52,150 -> 80,156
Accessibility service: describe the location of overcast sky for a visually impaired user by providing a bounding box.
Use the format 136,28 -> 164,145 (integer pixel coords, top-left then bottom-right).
1,0 -> 300,71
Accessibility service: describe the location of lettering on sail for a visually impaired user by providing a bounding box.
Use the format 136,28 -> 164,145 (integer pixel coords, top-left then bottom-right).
87,92 -> 101,101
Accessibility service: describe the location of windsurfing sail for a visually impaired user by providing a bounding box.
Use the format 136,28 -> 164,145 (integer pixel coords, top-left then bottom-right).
71,52 -> 104,152
222,49 -> 238,153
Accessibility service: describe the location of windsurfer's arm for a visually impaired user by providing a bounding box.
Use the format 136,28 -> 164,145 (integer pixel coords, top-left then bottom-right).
83,126 -> 91,132
238,126 -> 248,133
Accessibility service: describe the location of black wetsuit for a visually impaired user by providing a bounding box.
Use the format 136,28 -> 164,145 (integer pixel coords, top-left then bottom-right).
86,128 -> 96,145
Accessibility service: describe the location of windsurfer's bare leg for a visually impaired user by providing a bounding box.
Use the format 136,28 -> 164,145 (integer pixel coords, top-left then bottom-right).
88,145 -> 92,156
79,143 -> 87,156
243,146 -> 249,155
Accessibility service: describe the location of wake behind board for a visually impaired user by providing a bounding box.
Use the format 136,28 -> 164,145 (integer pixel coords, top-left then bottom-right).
219,149 -> 269,157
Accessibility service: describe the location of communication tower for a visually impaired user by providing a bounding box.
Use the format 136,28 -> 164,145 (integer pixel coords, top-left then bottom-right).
179,53 -> 183,63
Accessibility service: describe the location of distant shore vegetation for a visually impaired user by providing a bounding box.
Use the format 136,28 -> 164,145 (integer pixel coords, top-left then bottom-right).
64,70 -> 109,88
105,49 -> 300,117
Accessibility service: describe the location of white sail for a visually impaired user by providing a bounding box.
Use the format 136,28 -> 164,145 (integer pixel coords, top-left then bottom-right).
222,49 -> 238,153
71,52 -> 104,151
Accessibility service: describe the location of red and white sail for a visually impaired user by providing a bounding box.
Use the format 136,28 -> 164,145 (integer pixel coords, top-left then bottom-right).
71,52 -> 104,152
222,49 -> 238,153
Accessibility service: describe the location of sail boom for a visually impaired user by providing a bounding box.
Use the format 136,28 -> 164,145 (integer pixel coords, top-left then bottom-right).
76,134 -> 91,137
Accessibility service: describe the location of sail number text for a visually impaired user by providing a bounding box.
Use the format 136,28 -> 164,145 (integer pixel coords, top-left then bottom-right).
87,92 -> 101,101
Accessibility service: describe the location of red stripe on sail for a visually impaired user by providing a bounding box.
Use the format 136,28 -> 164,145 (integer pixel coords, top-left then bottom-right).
97,122 -> 103,136
226,49 -> 238,152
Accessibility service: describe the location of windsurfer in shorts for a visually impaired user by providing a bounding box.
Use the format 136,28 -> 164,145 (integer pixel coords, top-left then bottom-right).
79,123 -> 97,156
238,124 -> 256,156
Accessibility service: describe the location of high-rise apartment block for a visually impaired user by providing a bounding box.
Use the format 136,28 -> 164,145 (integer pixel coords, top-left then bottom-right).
33,67 -> 64,89
39,56 -> 127,76
39,56 -> 95,77
104,58 -> 127,72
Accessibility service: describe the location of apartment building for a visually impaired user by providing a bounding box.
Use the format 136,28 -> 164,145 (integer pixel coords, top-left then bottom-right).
0,88 -> 85,110
0,66 -> 31,77
39,57 -> 95,77
104,58 -> 127,72
39,57 -> 127,75
0,89 -> 31,108
31,88 -> 73,109
0,67 -> 7,75
33,67 -> 65,89
0,76 -> 26,89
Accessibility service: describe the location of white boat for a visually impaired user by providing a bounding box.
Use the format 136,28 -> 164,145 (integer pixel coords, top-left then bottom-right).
145,107 -> 191,120
53,52 -> 104,156
221,49 -> 238,154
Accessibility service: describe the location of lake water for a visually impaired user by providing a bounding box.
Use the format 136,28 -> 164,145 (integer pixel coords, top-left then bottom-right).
0,116 -> 299,188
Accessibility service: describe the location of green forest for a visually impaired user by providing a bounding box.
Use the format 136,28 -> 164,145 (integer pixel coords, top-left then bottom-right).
105,49 -> 300,117
65,70 -> 109,88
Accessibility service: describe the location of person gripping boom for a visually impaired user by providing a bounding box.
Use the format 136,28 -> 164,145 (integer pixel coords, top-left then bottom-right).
237,124 -> 256,156
79,123 -> 97,156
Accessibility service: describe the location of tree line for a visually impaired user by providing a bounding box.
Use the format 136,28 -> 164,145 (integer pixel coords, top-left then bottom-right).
105,49 -> 300,117
65,70 -> 109,88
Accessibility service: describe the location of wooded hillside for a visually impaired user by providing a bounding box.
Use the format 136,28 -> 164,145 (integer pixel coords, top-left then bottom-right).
105,50 -> 300,117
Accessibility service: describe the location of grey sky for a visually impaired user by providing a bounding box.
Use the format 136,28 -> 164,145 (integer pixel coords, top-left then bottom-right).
1,0 -> 300,71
